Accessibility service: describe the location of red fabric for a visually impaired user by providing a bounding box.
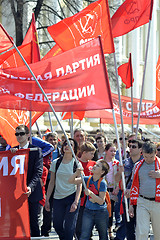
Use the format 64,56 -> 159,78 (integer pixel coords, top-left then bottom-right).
79,159 -> 96,206
118,53 -> 134,89
39,166 -> 48,206
0,149 -> 30,239
22,13 -> 41,62
0,109 -> 43,147
47,0 -> 114,54
0,37 -> 113,112
156,55 -> 160,107
85,92 -> 160,125
0,42 -> 32,69
130,157 -> 160,205
111,0 -> 153,38
62,111 -> 85,120
0,24 -> 13,53
42,44 -> 63,60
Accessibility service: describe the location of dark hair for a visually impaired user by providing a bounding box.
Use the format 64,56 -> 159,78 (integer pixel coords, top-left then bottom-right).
96,135 -> 106,143
61,138 -> 78,155
129,139 -> 143,149
16,125 -> 29,134
105,143 -> 114,151
142,142 -> 156,154
98,159 -> 110,177
45,132 -> 58,141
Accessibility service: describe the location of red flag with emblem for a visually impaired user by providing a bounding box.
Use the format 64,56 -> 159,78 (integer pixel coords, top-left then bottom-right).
22,13 -> 41,62
118,53 -> 134,89
111,0 -> 154,38
42,44 -> 63,60
0,24 -> 13,53
47,0 -> 114,54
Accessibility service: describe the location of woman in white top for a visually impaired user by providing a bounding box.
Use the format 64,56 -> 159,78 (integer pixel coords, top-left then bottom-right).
104,143 -> 119,240
45,138 -> 82,240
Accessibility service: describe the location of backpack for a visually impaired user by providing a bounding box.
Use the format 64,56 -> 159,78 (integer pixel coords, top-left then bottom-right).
86,176 -> 111,217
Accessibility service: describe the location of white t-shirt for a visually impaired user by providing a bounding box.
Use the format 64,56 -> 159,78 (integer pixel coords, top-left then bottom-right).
50,158 -> 77,199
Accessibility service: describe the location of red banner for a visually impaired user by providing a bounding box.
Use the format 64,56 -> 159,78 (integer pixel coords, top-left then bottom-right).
156,55 -> 160,107
0,24 -> 13,53
0,37 -> 113,112
0,149 -> 30,239
85,93 -> 160,125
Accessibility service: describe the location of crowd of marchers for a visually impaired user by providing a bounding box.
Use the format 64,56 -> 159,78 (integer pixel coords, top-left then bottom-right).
1,125 -> 160,240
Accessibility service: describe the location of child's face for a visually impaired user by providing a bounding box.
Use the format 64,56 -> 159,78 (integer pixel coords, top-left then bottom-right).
83,151 -> 95,160
92,161 -> 103,175
143,152 -> 156,164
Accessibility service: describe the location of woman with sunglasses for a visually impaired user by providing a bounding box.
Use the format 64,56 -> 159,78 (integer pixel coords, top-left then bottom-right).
45,138 -> 82,240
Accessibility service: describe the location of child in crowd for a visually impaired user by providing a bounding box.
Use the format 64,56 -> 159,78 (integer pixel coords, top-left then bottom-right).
75,141 -> 97,239
69,159 -> 110,240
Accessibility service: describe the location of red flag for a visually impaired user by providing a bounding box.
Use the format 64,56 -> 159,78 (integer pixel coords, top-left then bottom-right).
0,110 -> 43,147
22,13 -> 41,62
0,24 -> 13,53
0,37 -> 113,112
0,150 -> 30,239
47,0 -> 114,54
156,55 -> 160,107
118,53 -> 134,89
111,0 -> 154,38
42,44 -> 63,60
0,42 -> 32,69
62,111 -> 85,120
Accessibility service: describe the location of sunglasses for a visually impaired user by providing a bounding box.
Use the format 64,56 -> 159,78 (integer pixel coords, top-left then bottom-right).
157,149 -> 160,151
15,132 -> 26,137
129,145 -> 137,149
63,142 -> 73,147
119,137 -> 128,140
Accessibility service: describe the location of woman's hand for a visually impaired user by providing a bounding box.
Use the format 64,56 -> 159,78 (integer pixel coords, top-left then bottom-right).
70,201 -> 78,212
45,200 -> 50,212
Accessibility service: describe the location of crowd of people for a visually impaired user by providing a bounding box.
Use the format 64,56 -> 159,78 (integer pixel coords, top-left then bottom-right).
1,125 -> 160,240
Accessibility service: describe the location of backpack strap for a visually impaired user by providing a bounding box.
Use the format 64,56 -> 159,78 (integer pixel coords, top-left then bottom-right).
86,176 -> 92,188
55,155 -> 63,174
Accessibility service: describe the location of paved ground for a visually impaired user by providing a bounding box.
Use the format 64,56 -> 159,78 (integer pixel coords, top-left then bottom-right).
32,226 -> 154,240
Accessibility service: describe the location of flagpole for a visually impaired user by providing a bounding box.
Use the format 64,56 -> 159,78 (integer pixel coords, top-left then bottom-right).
131,85 -> 134,133
135,19 -> 152,137
130,53 -> 134,133
112,108 -> 130,222
70,112 -> 74,138
29,111 -> 32,143
35,121 -> 42,138
48,112 -> 53,132
6,37 -> 86,188
53,112 -> 67,131
113,52 -> 127,159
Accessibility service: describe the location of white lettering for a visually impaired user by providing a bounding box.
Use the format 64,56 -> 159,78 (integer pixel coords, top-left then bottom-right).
78,87 -> 87,98
0,157 -> 8,176
72,62 -> 79,73
69,89 -> 79,100
79,59 -> 86,70
86,56 -> 94,68
10,155 -> 25,175
52,92 -> 60,101
87,84 -> 95,96
44,93 -> 52,102
15,93 -> 25,98
65,65 -> 73,75
44,72 -> 52,80
56,67 -> 65,77
61,91 -> 69,101
34,94 -> 43,102
93,54 -> 100,65
26,94 -> 33,100
126,102 -> 131,111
